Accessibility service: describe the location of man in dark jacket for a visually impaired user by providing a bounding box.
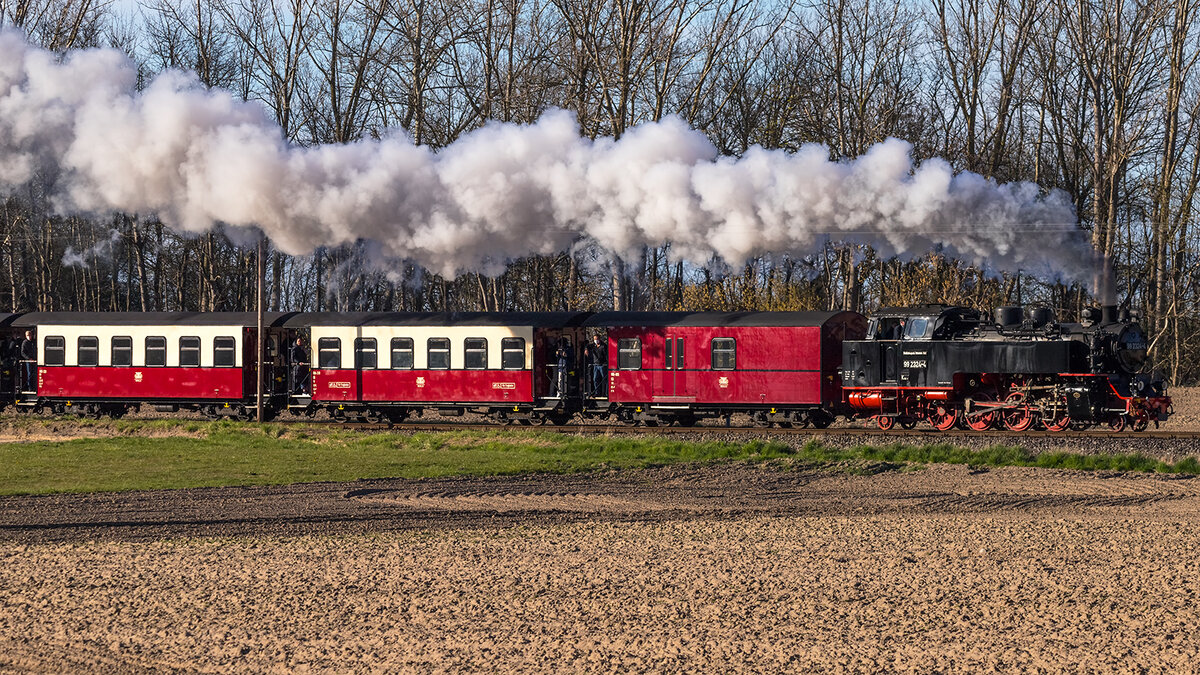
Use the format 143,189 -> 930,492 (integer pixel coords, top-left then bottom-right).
291,337 -> 309,394
19,330 -> 35,392
584,334 -> 607,396
552,337 -> 572,397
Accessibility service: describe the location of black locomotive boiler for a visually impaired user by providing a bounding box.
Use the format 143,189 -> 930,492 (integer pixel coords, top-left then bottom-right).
841,304 -> 1171,432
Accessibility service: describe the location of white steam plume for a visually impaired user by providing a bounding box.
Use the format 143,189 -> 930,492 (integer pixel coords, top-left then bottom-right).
0,31 -> 1088,281
61,227 -> 120,268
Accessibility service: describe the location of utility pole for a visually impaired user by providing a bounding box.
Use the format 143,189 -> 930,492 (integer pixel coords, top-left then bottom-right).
256,236 -> 265,423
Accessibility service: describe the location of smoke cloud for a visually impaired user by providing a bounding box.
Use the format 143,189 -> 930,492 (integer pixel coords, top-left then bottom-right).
0,31 -> 1088,281
61,227 -> 120,268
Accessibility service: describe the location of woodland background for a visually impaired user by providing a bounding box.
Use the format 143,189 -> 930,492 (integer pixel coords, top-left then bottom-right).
1,0 -> 1199,381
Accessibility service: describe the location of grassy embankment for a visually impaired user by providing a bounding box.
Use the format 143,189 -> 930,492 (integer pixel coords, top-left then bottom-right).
0,419 -> 1196,495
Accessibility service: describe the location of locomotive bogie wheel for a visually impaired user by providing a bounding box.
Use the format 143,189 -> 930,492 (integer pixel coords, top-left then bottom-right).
875,415 -> 895,431
899,417 -> 918,430
1107,414 -> 1127,432
930,406 -> 959,431
1001,392 -> 1035,432
1131,412 -> 1149,433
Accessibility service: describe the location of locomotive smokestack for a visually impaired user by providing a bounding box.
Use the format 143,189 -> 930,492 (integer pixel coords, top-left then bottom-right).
1101,305 -> 1119,324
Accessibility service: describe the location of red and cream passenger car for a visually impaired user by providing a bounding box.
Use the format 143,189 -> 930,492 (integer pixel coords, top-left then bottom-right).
581,311 -> 867,426
16,312 -> 296,418
299,312 -> 589,423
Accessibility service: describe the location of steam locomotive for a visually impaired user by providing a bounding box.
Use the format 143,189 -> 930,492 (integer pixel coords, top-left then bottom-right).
0,304 -> 1171,432
842,304 -> 1170,431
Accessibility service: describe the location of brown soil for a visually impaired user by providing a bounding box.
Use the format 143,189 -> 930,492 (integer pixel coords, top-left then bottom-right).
3,462 -> 1200,672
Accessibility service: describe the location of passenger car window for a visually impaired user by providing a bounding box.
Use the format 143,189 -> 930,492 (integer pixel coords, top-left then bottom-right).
464,338 -> 487,369
318,338 -> 341,369
391,338 -> 414,369
617,338 -> 641,370
213,336 -> 236,367
711,338 -> 736,370
427,338 -> 450,369
179,337 -> 201,367
145,336 -> 166,366
501,338 -> 525,369
78,336 -> 99,366
355,338 -> 377,369
111,336 -> 133,367
44,336 -> 66,366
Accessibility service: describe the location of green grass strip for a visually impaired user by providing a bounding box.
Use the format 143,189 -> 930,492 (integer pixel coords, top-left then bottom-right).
0,423 -> 1195,496
792,439 -> 1200,474
0,426 -> 793,495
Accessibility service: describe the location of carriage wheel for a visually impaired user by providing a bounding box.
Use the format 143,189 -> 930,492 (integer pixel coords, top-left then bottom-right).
1106,413 -> 1127,432
964,394 -> 998,431
1001,392 -> 1035,432
876,415 -> 895,431
930,405 -> 959,431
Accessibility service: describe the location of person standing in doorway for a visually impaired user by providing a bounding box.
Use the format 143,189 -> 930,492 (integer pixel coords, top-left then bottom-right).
585,334 -> 607,397
19,330 -> 35,393
291,337 -> 309,394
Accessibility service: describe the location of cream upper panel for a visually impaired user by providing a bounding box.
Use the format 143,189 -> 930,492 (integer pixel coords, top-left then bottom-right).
308,325 -> 535,370
35,325 -> 244,367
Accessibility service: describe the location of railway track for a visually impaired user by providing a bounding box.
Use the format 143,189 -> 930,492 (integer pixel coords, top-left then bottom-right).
301,419 -> 1200,441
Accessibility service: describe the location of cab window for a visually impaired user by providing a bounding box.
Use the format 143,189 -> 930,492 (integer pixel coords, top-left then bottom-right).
904,318 -> 931,339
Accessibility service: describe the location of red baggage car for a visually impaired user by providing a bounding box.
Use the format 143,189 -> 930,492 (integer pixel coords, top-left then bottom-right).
582,311 -> 866,426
